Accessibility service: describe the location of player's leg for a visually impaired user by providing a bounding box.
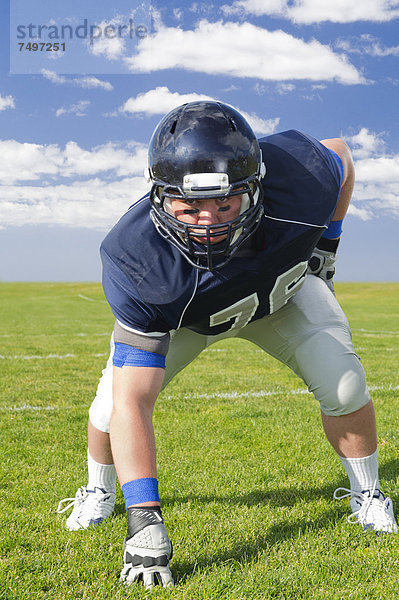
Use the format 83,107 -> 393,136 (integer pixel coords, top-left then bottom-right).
57,337 -> 117,530
59,328 -> 208,526
239,274 -> 397,533
60,326 -> 208,587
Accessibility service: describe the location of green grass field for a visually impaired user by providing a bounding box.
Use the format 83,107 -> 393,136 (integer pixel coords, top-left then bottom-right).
1,282 -> 398,600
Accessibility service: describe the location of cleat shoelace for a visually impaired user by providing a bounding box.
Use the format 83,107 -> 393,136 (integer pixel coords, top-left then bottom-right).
334,481 -> 398,533
57,486 -> 114,524
57,487 -> 89,514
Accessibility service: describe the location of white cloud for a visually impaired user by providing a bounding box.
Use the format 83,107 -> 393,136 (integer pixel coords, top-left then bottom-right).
0,139 -> 147,185
222,84 -> 240,92
124,20 -> 365,84
0,94 -> 15,111
276,83 -> 296,95
222,0 -> 286,16
343,129 -> 399,219
0,139 -> 149,229
223,0 -> 399,23
61,142 -> 147,178
0,140 -> 63,184
288,0 -> 399,23
345,128 -> 386,159
77,77 -> 114,91
119,86 -> 280,135
121,87 -> 215,116
173,8 -> 184,21
350,179 -> 399,219
336,35 -> 399,57
88,17 -> 127,61
355,156 -> 399,183
346,204 -> 374,220
56,101 -> 91,117
189,2 -> 218,16
1,130 -> 398,230
42,69 -> 113,91
242,112 -> 279,136
0,177 -> 148,230
253,83 -> 268,95
41,70 -> 66,84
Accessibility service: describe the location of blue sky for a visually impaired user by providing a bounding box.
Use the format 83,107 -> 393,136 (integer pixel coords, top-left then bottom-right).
1,0 -> 398,281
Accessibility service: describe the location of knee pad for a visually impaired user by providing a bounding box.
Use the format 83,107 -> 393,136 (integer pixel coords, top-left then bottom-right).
295,331 -> 370,416
88,338 -> 114,433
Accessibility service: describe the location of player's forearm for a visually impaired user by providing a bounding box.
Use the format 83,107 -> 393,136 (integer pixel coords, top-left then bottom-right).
110,399 -> 158,486
110,366 -> 164,493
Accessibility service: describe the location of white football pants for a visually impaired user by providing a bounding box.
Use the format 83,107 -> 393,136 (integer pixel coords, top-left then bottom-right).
89,275 -> 370,433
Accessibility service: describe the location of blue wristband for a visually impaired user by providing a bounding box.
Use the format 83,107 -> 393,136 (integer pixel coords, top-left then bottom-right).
122,477 -> 160,508
322,219 -> 343,240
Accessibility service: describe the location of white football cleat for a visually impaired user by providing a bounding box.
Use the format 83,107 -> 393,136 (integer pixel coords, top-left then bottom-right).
121,520 -> 174,589
334,487 -> 398,533
57,486 -> 116,531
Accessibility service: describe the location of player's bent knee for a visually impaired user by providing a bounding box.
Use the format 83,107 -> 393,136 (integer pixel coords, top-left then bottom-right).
294,332 -> 370,417
318,364 -> 370,416
89,399 -> 113,433
88,365 -> 114,433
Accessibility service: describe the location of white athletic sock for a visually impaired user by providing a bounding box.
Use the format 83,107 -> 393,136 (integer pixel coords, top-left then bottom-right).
87,449 -> 116,493
339,448 -> 379,493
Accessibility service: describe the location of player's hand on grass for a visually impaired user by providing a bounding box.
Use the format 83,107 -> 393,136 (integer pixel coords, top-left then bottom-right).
120,508 -> 174,590
120,558 -> 174,589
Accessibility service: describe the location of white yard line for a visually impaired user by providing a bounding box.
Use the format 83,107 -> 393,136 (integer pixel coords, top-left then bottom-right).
0,332 -> 111,338
352,328 -> 399,336
75,333 -> 111,337
2,328 -> 397,340
369,384 -> 399,392
0,405 -> 59,411
78,294 -> 96,302
78,294 -> 107,304
166,384 -> 399,401
186,389 -> 311,400
2,385 -> 398,412
0,353 -> 107,360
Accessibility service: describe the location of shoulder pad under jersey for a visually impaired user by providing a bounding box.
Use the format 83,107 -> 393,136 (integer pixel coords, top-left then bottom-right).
100,195 -> 196,305
258,130 -> 342,226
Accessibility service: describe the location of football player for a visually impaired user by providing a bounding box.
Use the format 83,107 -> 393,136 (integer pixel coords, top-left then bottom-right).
58,101 -> 397,589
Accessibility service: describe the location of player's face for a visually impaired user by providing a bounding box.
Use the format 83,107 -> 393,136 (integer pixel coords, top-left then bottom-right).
169,194 -> 242,243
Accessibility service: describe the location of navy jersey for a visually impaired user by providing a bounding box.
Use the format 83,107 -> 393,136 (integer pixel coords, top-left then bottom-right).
101,130 -> 343,336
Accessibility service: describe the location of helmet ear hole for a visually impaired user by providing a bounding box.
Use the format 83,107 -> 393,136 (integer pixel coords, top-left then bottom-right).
170,120 -> 177,135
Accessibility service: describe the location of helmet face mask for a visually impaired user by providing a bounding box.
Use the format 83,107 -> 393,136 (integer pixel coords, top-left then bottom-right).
150,175 -> 264,271
147,101 -> 265,271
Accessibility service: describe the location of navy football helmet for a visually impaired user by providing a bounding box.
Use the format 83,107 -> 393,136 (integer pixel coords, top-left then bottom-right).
147,101 -> 266,271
